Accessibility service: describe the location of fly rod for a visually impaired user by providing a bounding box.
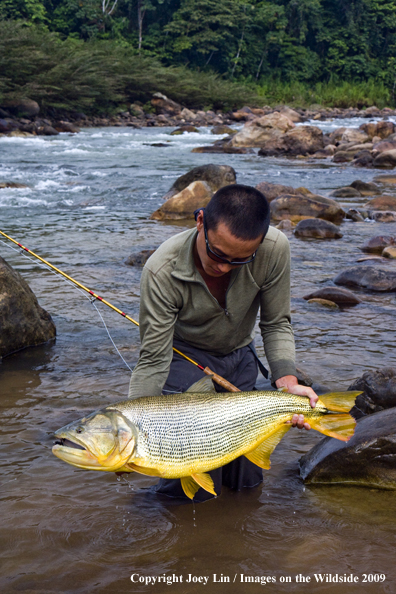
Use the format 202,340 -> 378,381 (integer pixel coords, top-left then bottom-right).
0,229 -> 240,392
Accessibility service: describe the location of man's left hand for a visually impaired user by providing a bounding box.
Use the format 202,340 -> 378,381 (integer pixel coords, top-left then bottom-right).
275,375 -> 319,431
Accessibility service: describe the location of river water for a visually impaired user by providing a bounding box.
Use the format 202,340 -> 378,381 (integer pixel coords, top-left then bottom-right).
1,119 -> 395,594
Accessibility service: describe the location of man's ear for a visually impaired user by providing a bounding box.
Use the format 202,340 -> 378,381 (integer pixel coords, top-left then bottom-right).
196,209 -> 204,231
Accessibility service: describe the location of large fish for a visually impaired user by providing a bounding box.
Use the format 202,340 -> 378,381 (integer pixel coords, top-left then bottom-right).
52,377 -> 360,499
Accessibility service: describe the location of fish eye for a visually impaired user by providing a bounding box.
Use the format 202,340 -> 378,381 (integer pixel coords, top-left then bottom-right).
76,426 -> 84,434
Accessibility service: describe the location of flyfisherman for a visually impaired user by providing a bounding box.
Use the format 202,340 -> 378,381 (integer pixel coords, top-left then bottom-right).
129,184 -> 318,500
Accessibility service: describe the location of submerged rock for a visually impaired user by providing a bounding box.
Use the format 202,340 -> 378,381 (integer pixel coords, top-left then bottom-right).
294,218 -> 343,239
303,286 -> 361,306
170,126 -> 199,135
329,186 -> 361,198
162,164 -> 236,201
307,298 -> 339,309
334,265 -> 396,291
300,407 -> 396,489
125,249 -> 157,267
0,256 -> 56,358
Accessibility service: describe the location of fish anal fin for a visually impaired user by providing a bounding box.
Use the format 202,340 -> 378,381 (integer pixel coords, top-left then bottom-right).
310,413 -> 356,442
190,472 -> 217,496
318,391 -> 362,413
181,476 -> 201,499
186,376 -> 216,393
245,424 -> 292,469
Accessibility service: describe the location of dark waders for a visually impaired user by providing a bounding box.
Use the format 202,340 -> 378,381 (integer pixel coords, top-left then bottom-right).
153,339 -> 267,502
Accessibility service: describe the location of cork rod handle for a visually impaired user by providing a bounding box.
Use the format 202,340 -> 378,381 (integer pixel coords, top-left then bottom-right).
203,366 -> 240,392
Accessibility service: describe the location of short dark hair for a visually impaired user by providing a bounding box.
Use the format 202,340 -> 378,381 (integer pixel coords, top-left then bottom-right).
205,184 -> 270,240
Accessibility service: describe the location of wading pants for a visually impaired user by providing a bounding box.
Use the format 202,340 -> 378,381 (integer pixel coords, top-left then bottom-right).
153,339 -> 264,502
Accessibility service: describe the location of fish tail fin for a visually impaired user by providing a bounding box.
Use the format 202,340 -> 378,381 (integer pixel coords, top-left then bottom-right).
309,413 -> 356,442
318,391 -> 362,413
180,472 -> 217,500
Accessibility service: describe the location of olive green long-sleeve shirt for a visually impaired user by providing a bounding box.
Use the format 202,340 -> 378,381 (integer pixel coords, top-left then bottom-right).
128,226 -> 296,398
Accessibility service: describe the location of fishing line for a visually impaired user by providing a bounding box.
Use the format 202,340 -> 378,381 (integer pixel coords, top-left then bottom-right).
0,236 -> 133,371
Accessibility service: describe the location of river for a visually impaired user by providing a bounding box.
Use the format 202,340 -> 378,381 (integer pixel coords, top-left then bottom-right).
0,119 -> 395,593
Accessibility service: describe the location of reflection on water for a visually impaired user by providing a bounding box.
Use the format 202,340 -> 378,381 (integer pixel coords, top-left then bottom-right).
1,123 -> 396,593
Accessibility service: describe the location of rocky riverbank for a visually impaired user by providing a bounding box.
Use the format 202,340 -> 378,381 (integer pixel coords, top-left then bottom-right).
2,94 -> 396,138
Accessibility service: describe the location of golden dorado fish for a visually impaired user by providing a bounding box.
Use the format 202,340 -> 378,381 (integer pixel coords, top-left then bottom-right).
52,377 -> 360,499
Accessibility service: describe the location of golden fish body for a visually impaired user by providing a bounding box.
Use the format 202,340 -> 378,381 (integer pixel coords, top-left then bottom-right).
52,377 -> 359,499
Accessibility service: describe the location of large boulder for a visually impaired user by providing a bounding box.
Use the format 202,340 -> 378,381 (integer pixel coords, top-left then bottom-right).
299,407 -> 396,489
0,256 -> 56,358
294,218 -> 343,239
151,92 -> 181,116
229,112 -> 295,148
270,194 -> 345,224
258,125 -> 324,157
364,196 -> 396,211
341,128 -> 370,144
151,181 -> 212,220
303,286 -> 361,306
162,164 -> 236,201
2,98 -> 40,118
360,120 -> 395,139
349,367 -> 396,417
334,265 -> 396,291
279,106 -> 303,122
373,150 -> 396,168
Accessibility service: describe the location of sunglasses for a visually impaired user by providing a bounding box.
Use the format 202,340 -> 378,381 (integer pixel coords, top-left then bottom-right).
194,208 -> 258,266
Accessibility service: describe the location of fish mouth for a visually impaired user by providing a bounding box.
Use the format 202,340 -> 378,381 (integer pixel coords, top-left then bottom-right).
54,438 -> 86,451
52,436 -> 104,470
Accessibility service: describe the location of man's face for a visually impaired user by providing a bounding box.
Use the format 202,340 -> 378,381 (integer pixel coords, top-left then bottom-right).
195,210 -> 263,277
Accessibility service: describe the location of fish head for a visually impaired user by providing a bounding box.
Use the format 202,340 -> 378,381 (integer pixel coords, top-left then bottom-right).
52,408 -> 137,472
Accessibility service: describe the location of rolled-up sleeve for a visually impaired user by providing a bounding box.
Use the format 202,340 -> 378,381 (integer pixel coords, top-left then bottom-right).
259,232 -> 296,382
128,265 -> 181,398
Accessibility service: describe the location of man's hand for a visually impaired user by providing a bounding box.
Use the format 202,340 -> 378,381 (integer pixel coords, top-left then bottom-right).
275,375 -> 319,431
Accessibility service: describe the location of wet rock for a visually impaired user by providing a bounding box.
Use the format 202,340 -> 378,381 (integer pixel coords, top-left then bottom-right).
307,298 -> 339,309
350,367 -> 396,417
270,194 -> 345,224
2,98 -> 40,117
383,246 -> 396,258
7,130 -> 35,138
330,186 -> 361,198
170,126 -> 199,135
364,196 -> 396,211
36,125 -> 59,136
345,208 -> 365,222
294,218 -> 343,239
299,407 -> 396,489
332,151 -> 354,163
0,256 -> 56,358
376,121 -> 395,139
258,125 -> 323,157
229,112 -> 295,148
0,182 -> 29,189
125,249 -> 157,266
303,286 -> 361,306
191,146 -> 252,154
255,182 -> 296,203
328,127 -> 346,144
151,181 -> 212,220
54,121 -> 80,133
151,93 -> 181,116
0,118 -> 19,133
334,265 -> 396,291
162,164 -> 236,201
372,211 -> 396,222
276,219 -> 294,231
361,235 -> 396,254
211,125 -> 236,135
350,180 -> 379,195
359,122 -> 377,137
353,152 -> 374,167
371,140 -> 396,156
373,150 -> 396,168
373,174 -> 396,184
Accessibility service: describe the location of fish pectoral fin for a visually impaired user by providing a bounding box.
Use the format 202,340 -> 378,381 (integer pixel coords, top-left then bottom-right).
125,462 -> 161,477
318,391 -> 362,413
245,425 -> 292,469
186,376 -> 216,393
309,413 -> 356,441
180,476 -> 201,499
191,472 -> 217,496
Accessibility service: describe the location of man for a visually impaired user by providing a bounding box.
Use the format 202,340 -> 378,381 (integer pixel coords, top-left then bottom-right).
129,184 -> 318,500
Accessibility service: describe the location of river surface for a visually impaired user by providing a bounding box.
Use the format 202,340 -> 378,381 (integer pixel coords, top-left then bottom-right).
1,119 -> 395,594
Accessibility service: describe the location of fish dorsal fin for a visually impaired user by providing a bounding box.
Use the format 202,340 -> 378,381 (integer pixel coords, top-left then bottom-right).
318,391 -> 362,413
245,425 -> 292,469
309,413 -> 356,442
191,472 -> 217,496
180,476 -> 201,499
186,376 -> 216,393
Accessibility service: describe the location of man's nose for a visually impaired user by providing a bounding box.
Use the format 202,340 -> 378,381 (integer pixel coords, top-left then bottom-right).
217,262 -> 233,273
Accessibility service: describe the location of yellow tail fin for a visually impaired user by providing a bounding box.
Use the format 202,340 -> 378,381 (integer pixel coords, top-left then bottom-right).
318,391 -> 362,413
310,413 -> 356,442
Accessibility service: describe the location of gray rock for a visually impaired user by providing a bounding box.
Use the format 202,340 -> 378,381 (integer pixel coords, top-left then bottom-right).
300,407 -> 396,489
0,256 -> 56,358
350,180 -> 379,195
125,249 -> 157,267
349,367 -> 396,417
303,286 -> 361,305
162,164 -> 236,201
330,187 -> 361,198
360,235 -> 395,254
294,218 -> 343,239
334,265 -> 396,291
